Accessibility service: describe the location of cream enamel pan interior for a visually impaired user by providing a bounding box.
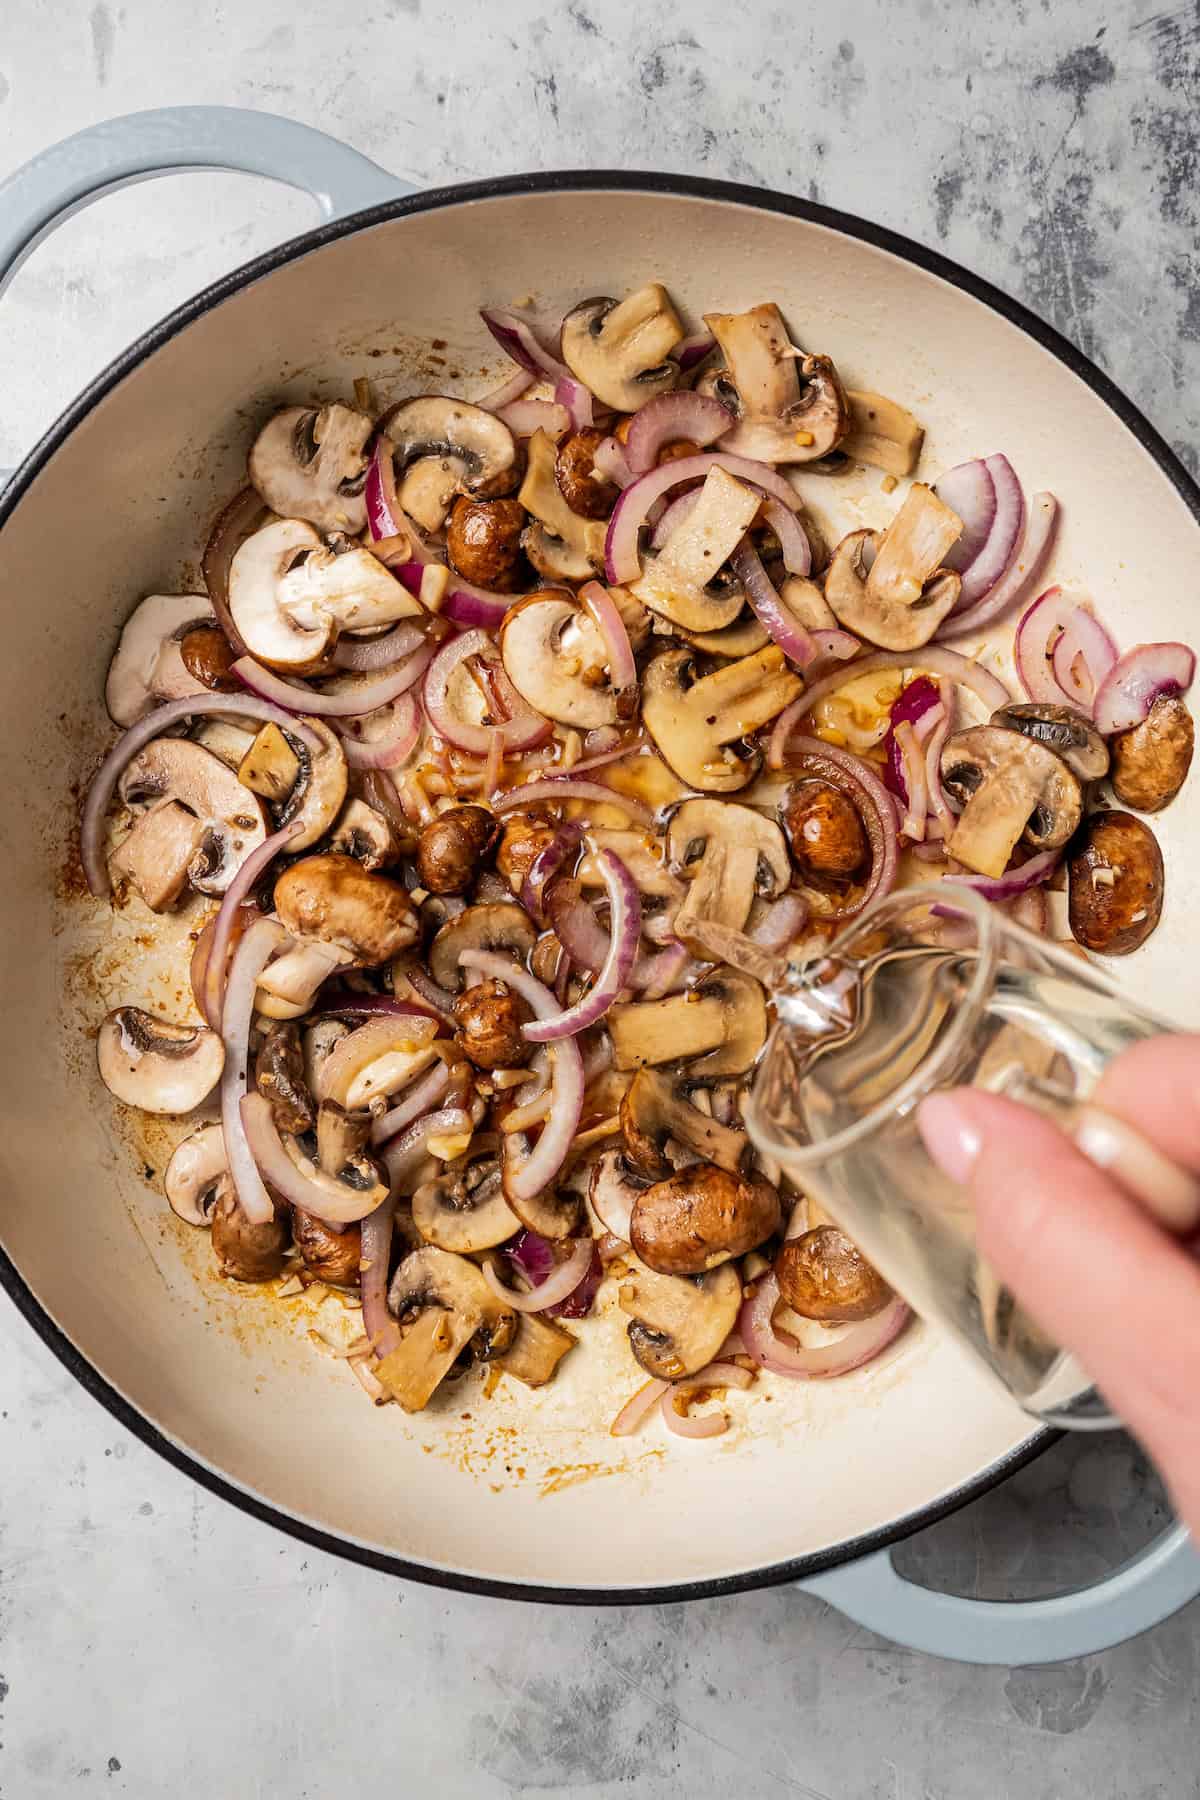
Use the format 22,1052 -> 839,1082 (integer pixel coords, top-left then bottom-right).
2,176 -> 1198,1600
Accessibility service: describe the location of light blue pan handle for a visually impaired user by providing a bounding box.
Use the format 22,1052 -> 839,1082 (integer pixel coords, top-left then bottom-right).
0,104 -> 410,301
799,1518 -> 1200,1663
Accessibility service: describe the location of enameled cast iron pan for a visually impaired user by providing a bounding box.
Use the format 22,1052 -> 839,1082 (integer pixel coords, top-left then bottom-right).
1,108 -> 1198,1661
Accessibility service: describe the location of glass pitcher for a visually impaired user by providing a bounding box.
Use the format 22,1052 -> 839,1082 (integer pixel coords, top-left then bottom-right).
745,883 -> 1190,1429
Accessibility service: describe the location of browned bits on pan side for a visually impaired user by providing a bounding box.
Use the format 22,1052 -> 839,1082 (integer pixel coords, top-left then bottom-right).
554,429 -> 620,520
775,1226 -> 892,1323
782,779 -> 868,879
446,496 -> 527,590
453,977 -> 535,1069
416,804 -> 499,895
1067,809 -> 1164,955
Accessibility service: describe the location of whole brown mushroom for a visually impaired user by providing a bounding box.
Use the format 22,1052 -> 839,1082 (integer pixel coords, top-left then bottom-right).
1110,696 -> 1194,813
292,1210 -> 362,1287
1068,809 -> 1164,955
782,780 -> 868,880
630,1162 -> 781,1276
555,429 -> 620,520
273,854 -> 418,963
211,1186 -> 289,1282
446,496 -> 527,591
453,977 -> 534,1069
416,805 -> 499,896
775,1226 -> 892,1324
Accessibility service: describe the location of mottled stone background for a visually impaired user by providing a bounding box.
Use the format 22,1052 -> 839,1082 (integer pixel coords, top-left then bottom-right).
2,2 -> 1199,1794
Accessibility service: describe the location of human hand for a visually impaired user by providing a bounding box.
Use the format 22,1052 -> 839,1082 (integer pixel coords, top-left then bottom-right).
918,1035 -> 1200,1537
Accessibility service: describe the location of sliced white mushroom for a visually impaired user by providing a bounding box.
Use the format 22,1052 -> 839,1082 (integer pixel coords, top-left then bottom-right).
560,284 -> 684,412
667,797 -> 790,954
237,722 -> 301,805
699,305 -> 847,464
164,1122 -> 230,1225
499,592 -> 619,729
618,1252 -> 742,1378
380,1246 -> 516,1411
840,390 -> 925,478
316,1013 -> 441,1110
105,593 -> 215,726
631,466 -> 761,631
824,512 -> 961,653
940,725 -> 1083,879
384,397 -> 518,531
271,718 -> 348,851
492,1313 -> 577,1386
192,720 -> 258,770
641,646 -> 802,793
229,519 -> 422,673
255,940 -> 356,1021
97,1008 -> 225,1114
412,1151 -> 522,1254
118,737 -> 268,896
248,402 -> 373,534
780,575 -> 837,630
110,800 -> 205,913
518,430 -> 606,581
327,797 -> 401,870
576,830 -> 684,900
608,970 -> 766,1076
619,1068 -> 747,1179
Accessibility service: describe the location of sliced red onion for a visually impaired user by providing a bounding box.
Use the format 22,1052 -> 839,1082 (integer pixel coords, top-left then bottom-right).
1093,642 -> 1196,735
338,691 -> 422,770
561,736 -> 644,776
769,650 -> 1010,768
1010,888 -> 1049,934
660,1389 -> 729,1438
942,453 -> 1025,611
882,676 -> 941,801
1051,604 -> 1117,711
521,820 -> 585,922
624,391 -> 734,475
1015,586 -> 1090,706
675,328 -> 717,372
233,650 -> 429,719
524,850 -> 641,1041
493,778 -> 654,828
732,541 -> 819,667
459,950 -> 584,1202
492,1232 -> 600,1316
204,823 -> 301,1028
315,992 -> 444,1025
605,452 -> 803,585
810,629 -> 862,664
423,630 -> 552,756
893,721 -> 929,840
592,436 -> 635,488
935,457 -> 996,576
359,1194 -> 401,1360
333,621 -> 427,672
499,397 -> 571,438
947,845 -> 1060,901
480,307 -> 572,385
221,917 -> 289,1226
554,376 -> 595,431
759,499 -> 813,577
611,1378 -> 670,1436
939,492 -> 1059,640
477,367 -> 535,413
201,486 -> 266,658
739,1273 -> 911,1379
379,1105 -> 473,1194
395,960 -> 458,1021
749,892 -> 811,951
579,579 -> 638,711
81,694 -> 319,898
241,1092 -> 386,1225
924,684 -> 957,836
774,736 -> 900,918
364,436 -> 404,542
370,1060 -> 454,1146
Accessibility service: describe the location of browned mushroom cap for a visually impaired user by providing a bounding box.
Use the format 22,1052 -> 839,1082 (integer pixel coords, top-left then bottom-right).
274,854 -> 419,963
518,429 -> 608,582
641,646 -> 802,793
446,496 -> 527,591
620,1068 -> 747,1179
428,902 -> 537,991
782,780 -> 869,880
560,284 -> 684,412
555,429 -> 620,520
631,1162 -> 781,1276
617,1254 -> 742,1378
452,978 -> 535,1070
942,726 -> 1083,879
492,1313 -> 577,1386
990,702 -> 1110,781
775,1226 -> 892,1323
699,304 -> 848,464
1110,696 -> 1194,812
248,402 -> 373,534
379,1245 -> 516,1410
825,490 -> 963,652
417,805 -> 500,895
255,1021 -> 315,1136
1068,810 -> 1164,955
211,1185 -> 289,1283
292,1210 -> 362,1287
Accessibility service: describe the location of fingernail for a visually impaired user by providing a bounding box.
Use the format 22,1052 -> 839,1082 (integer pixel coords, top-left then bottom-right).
917,1092 -> 983,1185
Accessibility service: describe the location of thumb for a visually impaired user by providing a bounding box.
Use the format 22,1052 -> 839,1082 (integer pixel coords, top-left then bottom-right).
918,1087 -> 1200,1533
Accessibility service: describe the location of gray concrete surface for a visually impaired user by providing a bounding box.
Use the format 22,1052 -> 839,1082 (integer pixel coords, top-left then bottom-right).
2,1 -> 1200,1793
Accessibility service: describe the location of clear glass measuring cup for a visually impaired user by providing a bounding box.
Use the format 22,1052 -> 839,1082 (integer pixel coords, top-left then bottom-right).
745,883 -> 1189,1429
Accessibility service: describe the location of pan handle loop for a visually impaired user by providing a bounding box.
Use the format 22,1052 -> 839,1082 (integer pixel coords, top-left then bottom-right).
0,105 -> 410,300
797,1518 -> 1200,1664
